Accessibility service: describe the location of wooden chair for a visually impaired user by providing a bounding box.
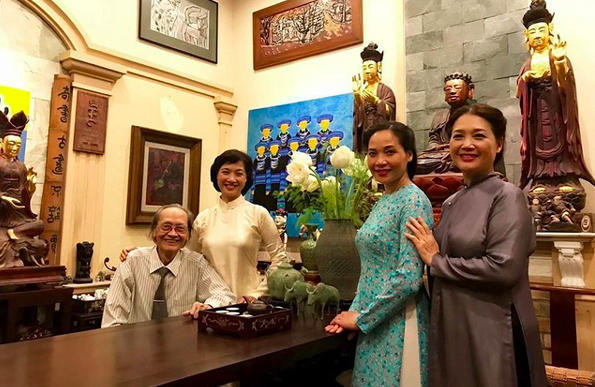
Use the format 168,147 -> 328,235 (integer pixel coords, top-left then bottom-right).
547,366 -> 595,386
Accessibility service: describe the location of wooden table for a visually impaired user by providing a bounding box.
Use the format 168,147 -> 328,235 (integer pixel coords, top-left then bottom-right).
0,315 -> 345,386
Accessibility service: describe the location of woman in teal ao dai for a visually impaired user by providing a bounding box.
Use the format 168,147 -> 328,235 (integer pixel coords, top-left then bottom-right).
326,122 -> 432,387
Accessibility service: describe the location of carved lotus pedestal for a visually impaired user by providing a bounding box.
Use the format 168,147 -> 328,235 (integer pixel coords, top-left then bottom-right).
529,177 -> 593,232
413,173 -> 465,224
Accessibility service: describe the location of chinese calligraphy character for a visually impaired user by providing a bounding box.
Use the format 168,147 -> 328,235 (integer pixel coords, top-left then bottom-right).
57,135 -> 67,149
57,105 -> 69,123
52,153 -> 64,175
87,100 -> 99,127
51,185 -> 62,197
47,206 -> 61,223
50,234 -> 59,254
58,86 -> 70,101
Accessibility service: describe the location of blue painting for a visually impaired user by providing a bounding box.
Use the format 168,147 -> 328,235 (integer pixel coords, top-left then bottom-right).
247,93 -> 354,237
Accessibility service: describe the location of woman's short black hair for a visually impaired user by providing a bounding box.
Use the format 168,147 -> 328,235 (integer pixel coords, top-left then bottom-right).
363,121 -> 417,179
446,103 -> 507,164
210,149 -> 254,195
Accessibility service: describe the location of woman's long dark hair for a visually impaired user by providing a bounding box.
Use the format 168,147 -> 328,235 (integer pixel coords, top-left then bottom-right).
363,121 -> 417,179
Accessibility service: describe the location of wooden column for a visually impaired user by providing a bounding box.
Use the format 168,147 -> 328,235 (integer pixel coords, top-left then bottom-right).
214,96 -> 237,152
58,51 -> 126,276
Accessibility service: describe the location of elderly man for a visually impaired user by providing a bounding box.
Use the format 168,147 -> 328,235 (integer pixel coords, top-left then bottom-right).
102,204 -> 235,327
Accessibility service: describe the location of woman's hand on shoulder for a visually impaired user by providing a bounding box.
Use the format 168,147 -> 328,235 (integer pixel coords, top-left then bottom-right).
405,216 -> 439,266
119,246 -> 137,262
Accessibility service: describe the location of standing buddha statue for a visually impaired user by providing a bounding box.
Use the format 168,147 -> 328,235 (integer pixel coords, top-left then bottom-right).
352,42 -> 396,152
517,0 -> 595,230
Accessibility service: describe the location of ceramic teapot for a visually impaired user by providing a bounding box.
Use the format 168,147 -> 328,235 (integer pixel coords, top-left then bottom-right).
245,299 -> 274,315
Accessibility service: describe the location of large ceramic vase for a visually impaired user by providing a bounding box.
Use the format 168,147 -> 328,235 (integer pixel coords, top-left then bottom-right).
313,220 -> 361,300
300,223 -> 318,272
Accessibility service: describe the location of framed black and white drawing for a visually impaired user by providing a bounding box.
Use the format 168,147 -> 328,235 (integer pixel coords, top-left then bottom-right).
139,0 -> 218,63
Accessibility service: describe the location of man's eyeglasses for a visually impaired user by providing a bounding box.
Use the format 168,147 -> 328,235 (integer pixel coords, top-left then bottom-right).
157,224 -> 189,235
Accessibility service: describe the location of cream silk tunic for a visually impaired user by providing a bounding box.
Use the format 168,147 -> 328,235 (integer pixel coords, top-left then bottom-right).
191,196 -> 285,298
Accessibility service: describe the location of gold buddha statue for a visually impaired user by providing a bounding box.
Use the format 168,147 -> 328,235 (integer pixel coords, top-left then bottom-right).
352,42 -> 396,152
0,110 -> 47,267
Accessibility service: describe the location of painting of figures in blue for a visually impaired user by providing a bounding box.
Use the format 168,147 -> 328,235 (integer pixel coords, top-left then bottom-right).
247,93 -> 353,237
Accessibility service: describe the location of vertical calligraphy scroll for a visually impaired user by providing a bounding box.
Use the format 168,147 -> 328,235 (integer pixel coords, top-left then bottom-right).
39,74 -> 73,266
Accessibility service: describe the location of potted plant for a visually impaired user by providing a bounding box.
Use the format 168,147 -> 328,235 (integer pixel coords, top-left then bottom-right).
284,146 -> 377,300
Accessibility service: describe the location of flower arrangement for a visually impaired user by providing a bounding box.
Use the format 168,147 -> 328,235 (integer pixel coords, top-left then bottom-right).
284,146 -> 377,227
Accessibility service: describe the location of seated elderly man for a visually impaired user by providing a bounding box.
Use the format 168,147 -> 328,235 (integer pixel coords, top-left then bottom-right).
102,204 -> 235,327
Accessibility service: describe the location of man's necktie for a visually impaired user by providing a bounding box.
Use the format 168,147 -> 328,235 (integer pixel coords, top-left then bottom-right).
152,267 -> 170,320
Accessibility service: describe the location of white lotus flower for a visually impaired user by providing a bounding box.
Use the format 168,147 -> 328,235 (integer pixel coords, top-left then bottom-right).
291,151 -> 312,166
286,162 -> 311,185
330,146 -> 355,169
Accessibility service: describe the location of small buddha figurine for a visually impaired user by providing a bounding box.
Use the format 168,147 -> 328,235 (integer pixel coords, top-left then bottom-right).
352,42 -> 396,152
517,0 -> 595,212
0,109 -> 46,268
416,72 -> 474,175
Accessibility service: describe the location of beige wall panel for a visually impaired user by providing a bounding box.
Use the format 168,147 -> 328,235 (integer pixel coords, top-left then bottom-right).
576,298 -> 595,370
60,74 -> 221,276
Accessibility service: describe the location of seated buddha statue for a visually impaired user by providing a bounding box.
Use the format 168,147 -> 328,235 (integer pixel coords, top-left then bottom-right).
416,72 -> 474,175
0,109 -> 47,267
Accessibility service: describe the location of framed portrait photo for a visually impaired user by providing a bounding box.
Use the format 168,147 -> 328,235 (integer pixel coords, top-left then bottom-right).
139,0 -> 218,63
253,0 -> 363,70
126,126 -> 202,224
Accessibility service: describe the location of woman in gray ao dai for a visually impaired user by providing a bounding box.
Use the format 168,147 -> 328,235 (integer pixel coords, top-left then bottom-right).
405,104 -> 547,387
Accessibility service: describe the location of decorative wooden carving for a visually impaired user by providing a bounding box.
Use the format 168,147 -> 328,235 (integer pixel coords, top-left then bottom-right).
73,90 -> 108,155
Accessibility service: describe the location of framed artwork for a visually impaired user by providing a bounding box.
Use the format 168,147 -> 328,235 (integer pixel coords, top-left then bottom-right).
246,93 -> 353,237
139,0 -> 218,63
252,0 -> 363,70
126,126 -> 202,224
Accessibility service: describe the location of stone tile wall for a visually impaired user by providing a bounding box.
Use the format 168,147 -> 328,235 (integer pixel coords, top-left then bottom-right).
405,0 -> 530,184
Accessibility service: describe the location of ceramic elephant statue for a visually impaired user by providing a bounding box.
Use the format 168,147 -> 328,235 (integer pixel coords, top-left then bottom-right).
284,279 -> 313,316
307,282 -> 340,320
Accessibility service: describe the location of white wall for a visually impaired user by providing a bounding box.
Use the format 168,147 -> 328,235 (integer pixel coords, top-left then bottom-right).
545,0 -> 595,213
55,0 -> 235,91
229,0 -> 405,151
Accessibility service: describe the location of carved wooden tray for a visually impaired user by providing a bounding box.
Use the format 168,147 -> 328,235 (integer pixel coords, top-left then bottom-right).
197,303 -> 291,338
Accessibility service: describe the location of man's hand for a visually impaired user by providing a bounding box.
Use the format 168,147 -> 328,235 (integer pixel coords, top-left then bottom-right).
182,302 -> 211,319
119,246 -> 137,262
